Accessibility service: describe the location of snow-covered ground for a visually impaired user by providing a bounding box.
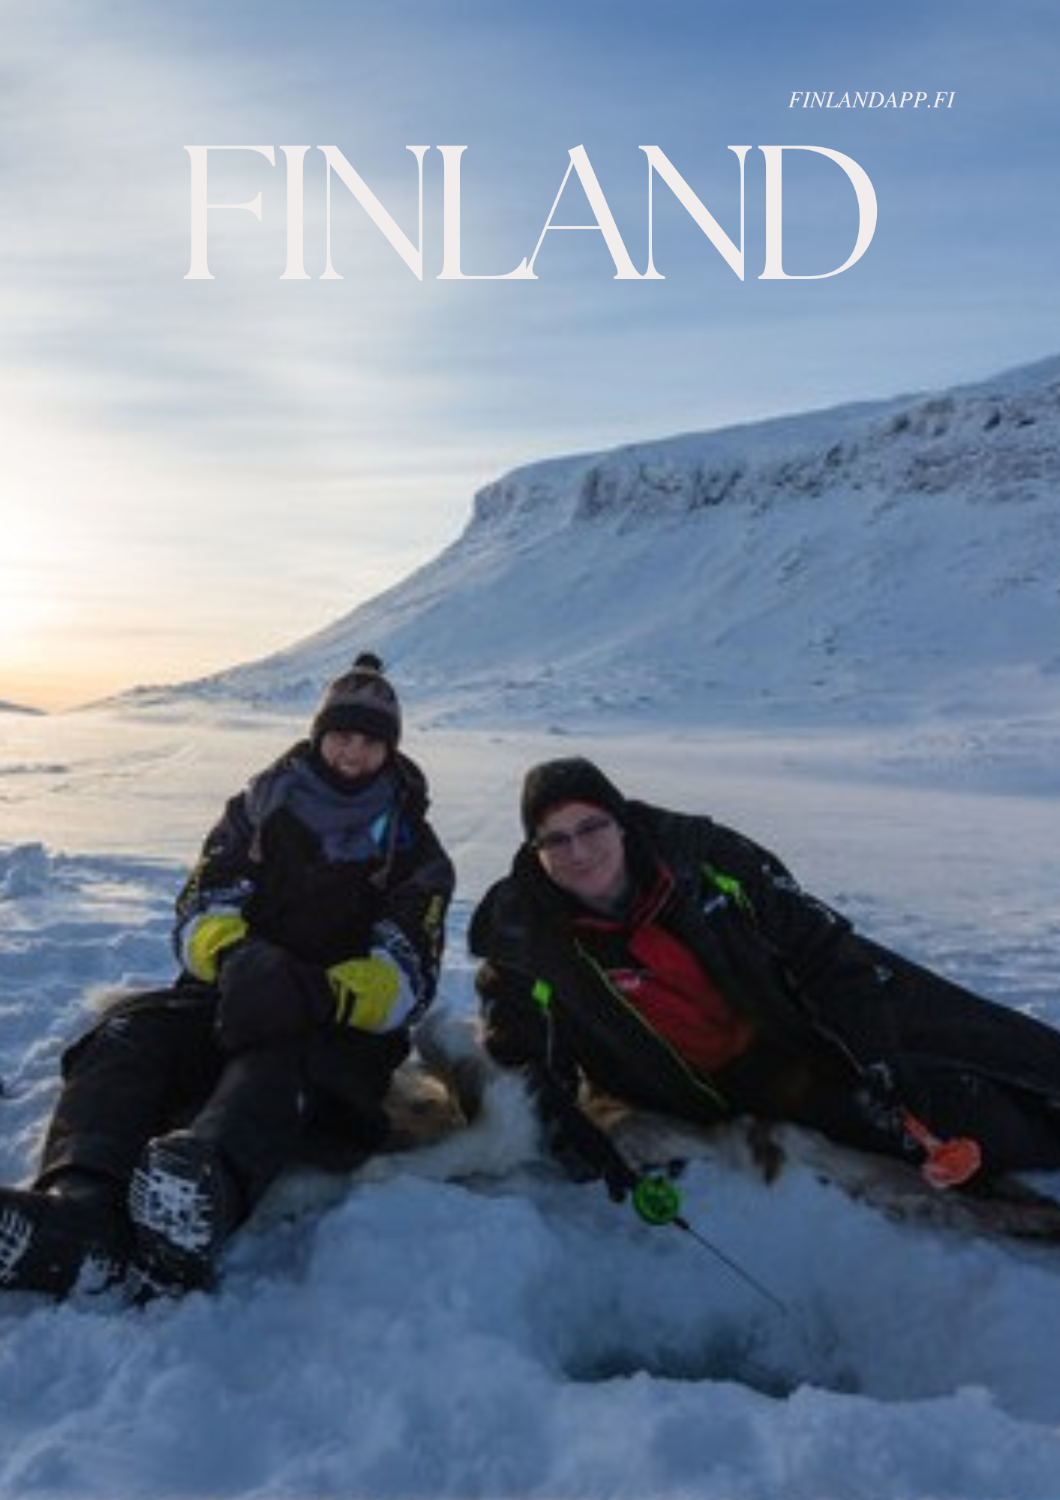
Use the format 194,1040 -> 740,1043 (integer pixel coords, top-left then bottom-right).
1,703 -> 1059,1500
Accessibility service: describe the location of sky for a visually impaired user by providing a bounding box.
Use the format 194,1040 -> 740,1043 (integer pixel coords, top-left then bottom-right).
3,0 -> 1059,710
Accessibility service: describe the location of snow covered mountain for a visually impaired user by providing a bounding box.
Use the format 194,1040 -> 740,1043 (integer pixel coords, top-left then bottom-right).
0,700 -> 43,717
128,353 -> 1060,729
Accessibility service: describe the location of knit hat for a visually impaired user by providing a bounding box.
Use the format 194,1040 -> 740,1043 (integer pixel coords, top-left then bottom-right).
311,652 -> 402,750
520,757 -> 629,838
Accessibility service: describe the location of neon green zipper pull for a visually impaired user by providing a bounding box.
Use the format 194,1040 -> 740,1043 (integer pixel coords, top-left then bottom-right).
531,979 -> 553,1011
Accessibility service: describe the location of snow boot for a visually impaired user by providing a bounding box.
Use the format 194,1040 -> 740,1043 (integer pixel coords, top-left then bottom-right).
127,1131 -> 241,1296
0,1177 -> 130,1297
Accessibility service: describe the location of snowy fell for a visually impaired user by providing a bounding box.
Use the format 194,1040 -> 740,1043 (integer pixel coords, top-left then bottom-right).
135,352 -> 1060,736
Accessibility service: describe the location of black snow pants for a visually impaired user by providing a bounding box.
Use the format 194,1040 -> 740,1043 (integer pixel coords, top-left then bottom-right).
35,986 -> 406,1212
812,939 -> 1060,1177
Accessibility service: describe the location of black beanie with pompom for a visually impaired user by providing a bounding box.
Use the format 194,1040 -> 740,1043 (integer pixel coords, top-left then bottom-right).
310,652 -> 402,750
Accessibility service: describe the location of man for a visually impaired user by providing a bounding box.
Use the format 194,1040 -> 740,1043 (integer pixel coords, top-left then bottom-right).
0,654 -> 455,1299
470,757 -> 1060,1197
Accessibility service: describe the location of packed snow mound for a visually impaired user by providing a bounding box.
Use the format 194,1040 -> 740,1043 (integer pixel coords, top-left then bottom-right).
122,353 -> 1060,729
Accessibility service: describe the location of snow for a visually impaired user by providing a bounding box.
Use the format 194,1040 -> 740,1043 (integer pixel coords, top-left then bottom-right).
3,355 -> 1060,1499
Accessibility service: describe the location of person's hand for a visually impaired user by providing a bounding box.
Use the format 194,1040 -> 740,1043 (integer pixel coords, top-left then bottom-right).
546,1105 -> 640,1201
216,937 -> 327,1052
326,955 -> 408,1032
183,912 -> 248,983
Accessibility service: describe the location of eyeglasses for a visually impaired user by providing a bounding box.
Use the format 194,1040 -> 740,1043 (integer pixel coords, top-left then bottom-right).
534,814 -> 617,859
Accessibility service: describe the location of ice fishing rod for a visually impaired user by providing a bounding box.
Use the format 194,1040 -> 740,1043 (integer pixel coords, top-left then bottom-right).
519,994 -> 791,1316
630,1173 -> 790,1318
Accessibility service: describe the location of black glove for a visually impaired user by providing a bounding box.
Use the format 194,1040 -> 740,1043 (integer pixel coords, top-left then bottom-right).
216,936 -> 330,1053
540,1091 -> 640,1201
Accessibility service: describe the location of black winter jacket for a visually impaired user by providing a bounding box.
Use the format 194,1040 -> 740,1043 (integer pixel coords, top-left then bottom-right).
175,741 -> 454,1017
470,802 -> 1060,1176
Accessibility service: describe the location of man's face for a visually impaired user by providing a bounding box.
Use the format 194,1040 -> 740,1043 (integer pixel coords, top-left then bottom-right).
534,800 -> 628,911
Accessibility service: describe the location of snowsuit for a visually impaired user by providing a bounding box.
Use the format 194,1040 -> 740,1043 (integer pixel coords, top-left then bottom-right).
37,742 -> 455,1215
470,802 -> 1060,1183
